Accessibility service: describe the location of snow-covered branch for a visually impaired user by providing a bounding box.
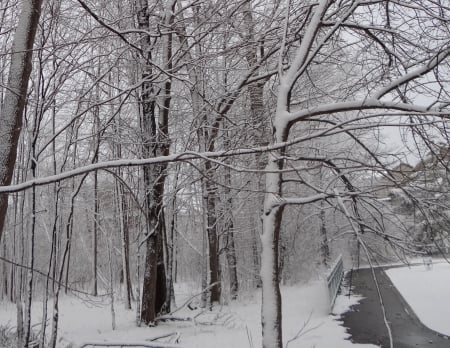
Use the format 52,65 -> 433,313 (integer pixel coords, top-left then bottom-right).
286,99 -> 450,124
0,118 -> 412,194
373,48 -> 450,100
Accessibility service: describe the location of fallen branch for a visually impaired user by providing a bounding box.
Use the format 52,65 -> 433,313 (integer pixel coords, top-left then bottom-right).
156,316 -> 192,322
147,332 -> 180,344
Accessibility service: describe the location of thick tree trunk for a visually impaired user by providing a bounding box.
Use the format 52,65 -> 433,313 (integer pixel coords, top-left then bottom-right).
140,119 -> 167,324
243,2 -> 269,288
202,162 -> 221,304
141,183 -> 167,324
137,0 -> 175,324
0,0 -> 43,242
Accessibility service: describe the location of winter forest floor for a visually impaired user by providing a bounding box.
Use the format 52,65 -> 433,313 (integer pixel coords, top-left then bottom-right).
2,261 -> 450,347
0,279 -> 376,348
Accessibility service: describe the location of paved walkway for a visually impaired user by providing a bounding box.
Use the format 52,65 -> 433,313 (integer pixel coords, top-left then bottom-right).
341,267 -> 450,347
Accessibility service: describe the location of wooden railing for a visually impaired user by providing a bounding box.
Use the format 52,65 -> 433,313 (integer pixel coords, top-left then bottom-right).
326,254 -> 344,312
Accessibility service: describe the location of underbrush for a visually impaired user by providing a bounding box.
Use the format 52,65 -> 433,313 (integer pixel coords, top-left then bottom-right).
0,324 -> 16,347
0,324 -> 40,348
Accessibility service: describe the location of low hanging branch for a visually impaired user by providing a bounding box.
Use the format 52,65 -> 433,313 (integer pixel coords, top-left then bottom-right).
0,117 -> 442,195
0,256 -> 107,297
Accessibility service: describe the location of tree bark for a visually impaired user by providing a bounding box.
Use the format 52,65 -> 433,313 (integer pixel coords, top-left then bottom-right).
243,1 -> 269,288
93,169 -> 99,296
223,164 -> 238,300
202,166 -> 221,304
320,200 -> 330,266
261,152 -> 285,348
117,180 -> 133,309
0,0 -> 43,242
137,0 -> 175,324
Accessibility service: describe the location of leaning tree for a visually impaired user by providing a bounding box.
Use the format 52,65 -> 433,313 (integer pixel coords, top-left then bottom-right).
0,0 -> 43,242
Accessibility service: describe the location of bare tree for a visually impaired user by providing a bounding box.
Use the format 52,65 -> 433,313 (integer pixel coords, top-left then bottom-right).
137,0 -> 176,324
259,1 -> 450,347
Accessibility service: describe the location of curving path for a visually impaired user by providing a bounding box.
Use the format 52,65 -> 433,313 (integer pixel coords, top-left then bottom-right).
341,267 -> 450,347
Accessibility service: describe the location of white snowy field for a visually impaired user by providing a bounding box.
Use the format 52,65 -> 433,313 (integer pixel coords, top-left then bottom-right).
386,260 -> 450,336
0,281 -> 378,348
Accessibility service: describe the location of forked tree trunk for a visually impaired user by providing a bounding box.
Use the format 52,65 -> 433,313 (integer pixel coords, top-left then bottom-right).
260,2 -> 329,346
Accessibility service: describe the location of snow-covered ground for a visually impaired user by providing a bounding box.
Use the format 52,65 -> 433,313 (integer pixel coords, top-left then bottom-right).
386,260 -> 450,336
0,279 -> 378,348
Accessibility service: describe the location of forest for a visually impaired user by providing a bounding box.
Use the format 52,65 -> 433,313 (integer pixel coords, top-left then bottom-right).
0,0 -> 450,347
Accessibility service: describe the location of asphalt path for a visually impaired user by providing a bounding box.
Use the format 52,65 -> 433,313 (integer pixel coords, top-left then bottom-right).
341,267 -> 450,347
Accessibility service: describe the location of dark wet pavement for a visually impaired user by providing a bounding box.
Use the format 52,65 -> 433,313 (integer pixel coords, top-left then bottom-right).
341,267 -> 450,347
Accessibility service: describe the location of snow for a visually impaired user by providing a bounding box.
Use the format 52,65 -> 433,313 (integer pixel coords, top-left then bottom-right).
0,281 -> 378,348
385,261 -> 450,336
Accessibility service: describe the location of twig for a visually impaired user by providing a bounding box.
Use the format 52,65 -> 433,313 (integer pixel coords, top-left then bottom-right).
162,281 -> 221,316
0,256 -> 108,297
285,311 -> 323,348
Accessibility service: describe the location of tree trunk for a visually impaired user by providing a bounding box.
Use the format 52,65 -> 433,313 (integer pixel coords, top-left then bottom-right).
320,200 -> 330,266
1,238 -> 7,300
243,1 -> 269,288
261,152 -> 285,348
117,181 -> 133,309
0,0 -> 43,242
202,162 -> 221,304
167,193 -> 177,306
93,169 -> 99,296
223,139 -> 238,300
137,0 -> 175,324
92,65 -> 101,296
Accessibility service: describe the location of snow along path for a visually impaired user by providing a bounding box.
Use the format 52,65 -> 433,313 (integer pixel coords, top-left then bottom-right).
386,262 -> 450,337
0,280 -> 377,348
342,267 -> 450,347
